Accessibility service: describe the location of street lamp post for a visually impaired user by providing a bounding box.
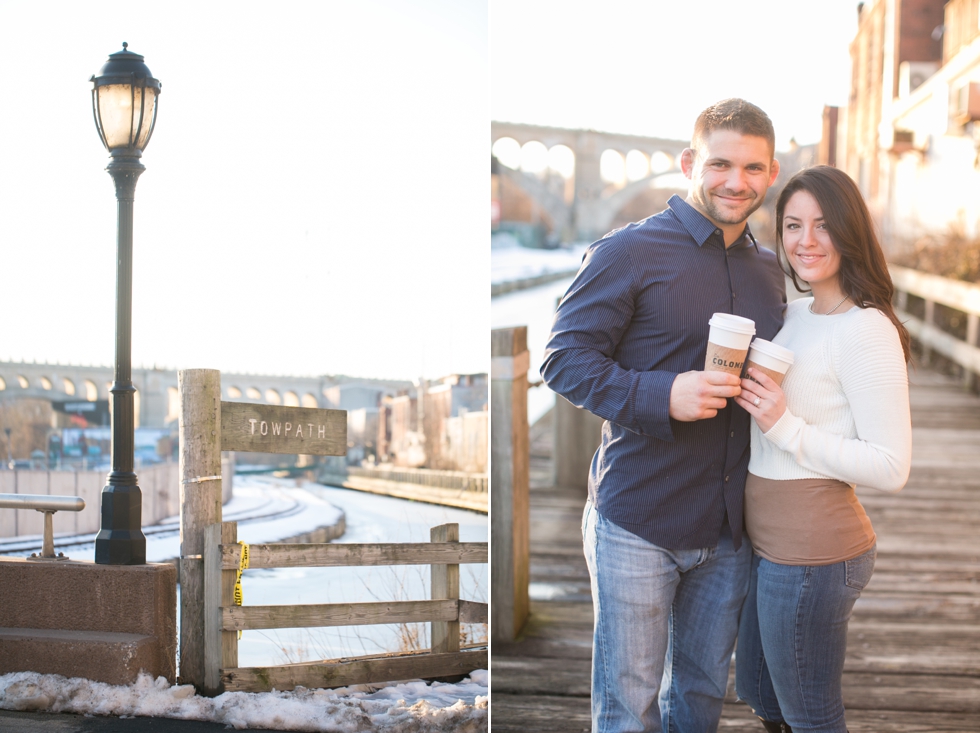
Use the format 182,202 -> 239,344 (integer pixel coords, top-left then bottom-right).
90,43 -> 161,565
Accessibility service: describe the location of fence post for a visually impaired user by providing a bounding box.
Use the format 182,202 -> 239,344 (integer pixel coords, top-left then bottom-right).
178,369 -> 223,689
965,314 -> 979,389
203,522 -> 222,694
430,523 -> 459,654
922,299 -> 935,366
554,396 -> 603,490
220,521 -> 238,674
491,326 -> 529,643
204,520 -> 238,695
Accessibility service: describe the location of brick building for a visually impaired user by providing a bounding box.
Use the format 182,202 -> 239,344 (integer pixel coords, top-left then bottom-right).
844,0 -> 980,248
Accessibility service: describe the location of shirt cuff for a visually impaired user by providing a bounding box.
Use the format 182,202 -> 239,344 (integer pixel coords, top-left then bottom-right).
762,408 -> 805,449
636,370 -> 677,441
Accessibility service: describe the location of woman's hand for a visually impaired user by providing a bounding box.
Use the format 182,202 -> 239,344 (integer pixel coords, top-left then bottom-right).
735,368 -> 787,433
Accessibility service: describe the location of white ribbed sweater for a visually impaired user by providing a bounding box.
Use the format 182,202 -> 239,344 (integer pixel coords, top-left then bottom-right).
748,298 -> 911,492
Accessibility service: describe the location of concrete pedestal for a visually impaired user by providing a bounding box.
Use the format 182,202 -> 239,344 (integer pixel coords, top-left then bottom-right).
0,558 -> 176,685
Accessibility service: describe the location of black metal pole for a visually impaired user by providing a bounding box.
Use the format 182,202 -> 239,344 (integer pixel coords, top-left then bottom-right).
94,150 -> 147,565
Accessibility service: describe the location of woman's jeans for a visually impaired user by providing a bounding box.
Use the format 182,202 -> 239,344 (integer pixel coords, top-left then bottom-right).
735,546 -> 876,732
582,499 -> 752,733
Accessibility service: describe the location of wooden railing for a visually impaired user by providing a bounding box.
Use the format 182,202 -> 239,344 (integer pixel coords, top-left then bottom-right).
890,264 -> 980,385
202,521 -> 487,693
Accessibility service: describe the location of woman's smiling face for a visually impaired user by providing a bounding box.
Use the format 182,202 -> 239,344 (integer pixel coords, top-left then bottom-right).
781,190 -> 841,288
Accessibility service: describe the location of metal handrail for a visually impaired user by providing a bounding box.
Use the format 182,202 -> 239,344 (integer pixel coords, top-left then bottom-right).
0,493 -> 86,560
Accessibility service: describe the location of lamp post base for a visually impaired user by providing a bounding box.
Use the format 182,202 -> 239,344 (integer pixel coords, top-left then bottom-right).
94,479 -> 146,565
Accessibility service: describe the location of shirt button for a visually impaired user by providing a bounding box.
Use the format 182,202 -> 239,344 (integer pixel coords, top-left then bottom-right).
725,475 -> 730,482
730,431 -> 735,437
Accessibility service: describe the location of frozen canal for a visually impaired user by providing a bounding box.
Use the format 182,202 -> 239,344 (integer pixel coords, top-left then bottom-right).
492,274 -> 575,425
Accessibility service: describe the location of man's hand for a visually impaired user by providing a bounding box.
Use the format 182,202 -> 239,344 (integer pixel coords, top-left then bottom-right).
669,370 -> 741,422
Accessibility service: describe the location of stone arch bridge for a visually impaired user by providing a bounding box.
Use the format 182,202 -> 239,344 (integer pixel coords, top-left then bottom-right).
491,121 -> 691,241
0,361 -> 410,430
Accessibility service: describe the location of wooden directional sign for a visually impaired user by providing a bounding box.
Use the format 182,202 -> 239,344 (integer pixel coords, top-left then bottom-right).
220,401 -> 346,455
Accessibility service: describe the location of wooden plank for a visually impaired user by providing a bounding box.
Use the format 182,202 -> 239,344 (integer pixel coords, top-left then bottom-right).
220,541 -> 488,570
220,521 -> 238,673
221,599 -> 459,631
490,693 -> 592,732
431,523 -> 460,654
178,368 -> 222,690
203,522 -> 222,694
221,650 -> 487,692
220,401 -> 346,455
459,600 -> 488,625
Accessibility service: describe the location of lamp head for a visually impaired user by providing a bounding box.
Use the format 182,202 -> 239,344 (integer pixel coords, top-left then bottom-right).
91,43 -> 161,155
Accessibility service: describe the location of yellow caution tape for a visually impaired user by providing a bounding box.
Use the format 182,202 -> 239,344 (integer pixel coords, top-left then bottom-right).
235,541 -> 249,639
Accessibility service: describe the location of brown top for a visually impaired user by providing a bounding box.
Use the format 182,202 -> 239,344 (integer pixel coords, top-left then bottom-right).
745,474 -> 876,565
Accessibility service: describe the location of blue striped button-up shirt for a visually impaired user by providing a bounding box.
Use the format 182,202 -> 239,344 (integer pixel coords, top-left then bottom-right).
541,195 -> 785,550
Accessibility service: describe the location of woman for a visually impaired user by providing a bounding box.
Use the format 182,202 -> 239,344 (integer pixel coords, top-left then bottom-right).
733,165 -> 912,733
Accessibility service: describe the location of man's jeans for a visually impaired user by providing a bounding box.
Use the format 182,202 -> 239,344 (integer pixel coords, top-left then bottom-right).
735,546 -> 877,732
582,499 -> 752,733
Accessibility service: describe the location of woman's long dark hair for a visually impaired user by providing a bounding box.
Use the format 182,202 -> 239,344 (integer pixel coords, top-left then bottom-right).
775,165 -> 911,363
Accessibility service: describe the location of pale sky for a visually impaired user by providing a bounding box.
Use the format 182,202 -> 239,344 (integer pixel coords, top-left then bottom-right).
491,0 -> 861,150
0,0 -> 488,382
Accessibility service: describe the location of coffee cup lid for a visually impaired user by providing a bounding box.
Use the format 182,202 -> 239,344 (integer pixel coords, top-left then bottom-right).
708,313 -> 756,335
749,338 -> 794,364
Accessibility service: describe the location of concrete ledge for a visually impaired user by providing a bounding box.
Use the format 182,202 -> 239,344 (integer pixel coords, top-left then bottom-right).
0,628 -> 160,686
0,558 -> 176,685
321,475 -> 488,513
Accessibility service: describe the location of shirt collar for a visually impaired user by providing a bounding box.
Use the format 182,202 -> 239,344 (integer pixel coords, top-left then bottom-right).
667,194 -> 759,252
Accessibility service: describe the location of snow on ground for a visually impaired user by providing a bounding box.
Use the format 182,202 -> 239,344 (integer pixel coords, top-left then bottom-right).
0,669 -> 488,732
491,233 -> 587,284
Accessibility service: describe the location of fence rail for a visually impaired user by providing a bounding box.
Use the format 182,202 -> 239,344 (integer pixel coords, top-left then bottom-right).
890,264 -> 980,384
219,541 -> 488,569
202,521 -> 487,693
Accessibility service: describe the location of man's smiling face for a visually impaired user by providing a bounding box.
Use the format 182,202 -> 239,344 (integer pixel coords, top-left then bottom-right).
683,129 -> 779,233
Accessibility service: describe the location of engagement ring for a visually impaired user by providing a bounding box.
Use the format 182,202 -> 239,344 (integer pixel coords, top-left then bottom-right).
753,397 -> 761,406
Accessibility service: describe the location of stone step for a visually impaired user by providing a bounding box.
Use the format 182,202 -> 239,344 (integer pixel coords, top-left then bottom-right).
0,627 -> 161,685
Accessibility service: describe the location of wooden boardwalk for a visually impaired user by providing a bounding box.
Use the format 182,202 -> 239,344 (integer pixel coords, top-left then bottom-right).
492,368 -> 980,732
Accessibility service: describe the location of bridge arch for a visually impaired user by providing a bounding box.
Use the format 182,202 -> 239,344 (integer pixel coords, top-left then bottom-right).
492,121 -> 691,241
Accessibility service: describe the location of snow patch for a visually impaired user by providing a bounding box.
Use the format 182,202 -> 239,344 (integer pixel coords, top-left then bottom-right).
491,241 -> 588,284
0,670 -> 488,732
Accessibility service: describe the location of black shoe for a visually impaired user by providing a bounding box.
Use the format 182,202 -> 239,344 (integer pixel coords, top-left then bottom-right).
759,720 -> 792,733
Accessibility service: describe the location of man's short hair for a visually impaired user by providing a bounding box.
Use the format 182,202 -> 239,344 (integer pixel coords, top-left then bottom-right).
692,98 -> 775,156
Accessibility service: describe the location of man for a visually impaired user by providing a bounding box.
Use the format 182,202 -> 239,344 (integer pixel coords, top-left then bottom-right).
540,99 -> 786,732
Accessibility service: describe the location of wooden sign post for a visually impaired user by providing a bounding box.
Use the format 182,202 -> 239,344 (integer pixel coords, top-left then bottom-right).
179,369 -> 346,692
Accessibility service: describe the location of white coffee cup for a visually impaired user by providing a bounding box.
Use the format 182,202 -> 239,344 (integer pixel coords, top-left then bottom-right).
704,314 -> 756,375
746,338 -> 794,386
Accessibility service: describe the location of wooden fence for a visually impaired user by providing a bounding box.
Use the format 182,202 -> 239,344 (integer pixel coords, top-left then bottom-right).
202,521 -> 487,693
890,264 -> 980,385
